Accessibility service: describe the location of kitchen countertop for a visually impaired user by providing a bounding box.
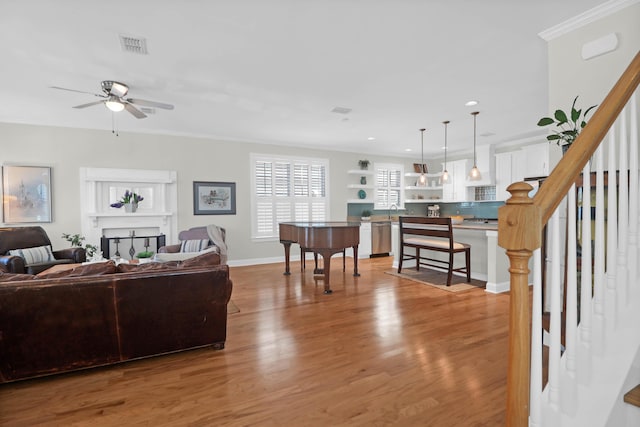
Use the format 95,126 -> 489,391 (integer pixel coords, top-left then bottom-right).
349,216 -> 498,231
453,222 -> 498,231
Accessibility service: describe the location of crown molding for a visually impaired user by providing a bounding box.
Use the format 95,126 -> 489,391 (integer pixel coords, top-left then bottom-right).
538,0 -> 639,41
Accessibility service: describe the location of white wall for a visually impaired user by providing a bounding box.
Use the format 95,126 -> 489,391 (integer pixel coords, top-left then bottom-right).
546,2 -> 640,165
0,122 -> 412,264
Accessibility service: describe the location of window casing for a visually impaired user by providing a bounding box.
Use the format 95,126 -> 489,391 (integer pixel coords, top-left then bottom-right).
251,154 -> 329,240
374,163 -> 404,209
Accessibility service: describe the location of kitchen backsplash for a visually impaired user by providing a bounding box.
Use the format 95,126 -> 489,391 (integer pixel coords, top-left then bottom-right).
347,200 -> 504,219
438,201 -> 503,219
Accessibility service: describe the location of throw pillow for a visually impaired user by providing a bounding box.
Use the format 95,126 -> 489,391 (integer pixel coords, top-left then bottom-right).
8,245 -> 54,265
36,261 -> 117,279
180,239 -> 210,253
178,251 -> 221,268
0,272 -> 38,282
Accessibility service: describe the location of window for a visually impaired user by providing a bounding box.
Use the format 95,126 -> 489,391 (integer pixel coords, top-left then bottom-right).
251,154 -> 329,240
374,163 -> 404,209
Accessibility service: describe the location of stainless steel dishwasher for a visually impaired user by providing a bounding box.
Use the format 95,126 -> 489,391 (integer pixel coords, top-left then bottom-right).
371,221 -> 391,256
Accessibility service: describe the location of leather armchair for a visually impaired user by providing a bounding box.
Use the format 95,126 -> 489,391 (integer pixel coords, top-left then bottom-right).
158,226 -> 226,254
0,226 -> 86,274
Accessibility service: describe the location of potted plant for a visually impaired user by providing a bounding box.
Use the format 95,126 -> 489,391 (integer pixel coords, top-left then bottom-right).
361,209 -> 372,221
537,96 -> 597,153
61,233 -> 99,259
136,250 -> 155,263
358,159 -> 370,170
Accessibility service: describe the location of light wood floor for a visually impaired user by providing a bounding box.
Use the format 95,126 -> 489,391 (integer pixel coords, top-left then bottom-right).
0,257 -> 510,426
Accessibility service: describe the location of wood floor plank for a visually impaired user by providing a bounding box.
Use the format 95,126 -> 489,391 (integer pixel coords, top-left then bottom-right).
0,257 -> 509,426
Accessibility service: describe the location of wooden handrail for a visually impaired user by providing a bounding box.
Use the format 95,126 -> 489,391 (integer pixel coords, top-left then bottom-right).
500,50 -> 640,427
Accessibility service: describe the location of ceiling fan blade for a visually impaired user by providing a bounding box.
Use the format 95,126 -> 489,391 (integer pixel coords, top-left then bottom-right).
126,98 -> 174,110
73,100 -> 105,109
124,103 -> 147,119
50,86 -> 105,98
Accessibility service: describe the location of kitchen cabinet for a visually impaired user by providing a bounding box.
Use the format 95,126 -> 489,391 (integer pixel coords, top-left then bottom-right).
346,169 -> 374,203
404,172 -> 443,203
495,150 -> 524,201
522,142 -> 549,178
442,159 -> 471,202
358,221 -> 372,258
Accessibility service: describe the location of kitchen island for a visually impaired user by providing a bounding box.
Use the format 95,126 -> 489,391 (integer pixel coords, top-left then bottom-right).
391,219 -> 510,293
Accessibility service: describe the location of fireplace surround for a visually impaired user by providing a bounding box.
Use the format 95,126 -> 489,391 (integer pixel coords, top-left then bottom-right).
80,167 -> 178,256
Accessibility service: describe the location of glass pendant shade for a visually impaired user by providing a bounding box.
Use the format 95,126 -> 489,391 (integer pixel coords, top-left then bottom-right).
441,120 -> 450,184
468,165 -> 482,181
468,112 -> 482,181
417,128 -> 427,186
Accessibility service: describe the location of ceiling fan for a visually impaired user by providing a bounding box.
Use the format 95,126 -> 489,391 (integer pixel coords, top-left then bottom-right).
50,80 -> 174,119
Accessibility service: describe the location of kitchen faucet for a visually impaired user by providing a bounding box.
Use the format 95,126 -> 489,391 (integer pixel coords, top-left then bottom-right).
389,203 -> 399,220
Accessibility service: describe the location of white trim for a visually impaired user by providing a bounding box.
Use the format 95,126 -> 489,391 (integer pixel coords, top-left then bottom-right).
538,0 -> 639,41
485,281 -> 511,294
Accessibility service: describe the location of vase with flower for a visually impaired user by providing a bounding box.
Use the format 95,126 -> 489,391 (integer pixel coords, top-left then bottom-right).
110,190 -> 144,213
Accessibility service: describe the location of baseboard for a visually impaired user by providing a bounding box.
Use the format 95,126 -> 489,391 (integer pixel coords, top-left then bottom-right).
485,281 -> 510,294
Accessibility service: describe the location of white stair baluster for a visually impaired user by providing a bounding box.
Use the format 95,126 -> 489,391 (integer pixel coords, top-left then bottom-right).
606,127 -> 618,331
530,248 -> 543,427
548,208 -> 562,409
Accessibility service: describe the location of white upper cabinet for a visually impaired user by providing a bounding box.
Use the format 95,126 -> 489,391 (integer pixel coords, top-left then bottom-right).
495,150 -> 524,201
466,144 -> 495,187
442,159 -> 471,202
522,142 -> 549,178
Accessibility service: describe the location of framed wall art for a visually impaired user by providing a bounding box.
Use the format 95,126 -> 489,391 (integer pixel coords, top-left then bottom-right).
193,181 -> 236,215
2,165 -> 52,223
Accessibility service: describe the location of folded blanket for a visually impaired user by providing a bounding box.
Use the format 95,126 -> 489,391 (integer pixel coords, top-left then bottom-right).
207,224 -> 228,264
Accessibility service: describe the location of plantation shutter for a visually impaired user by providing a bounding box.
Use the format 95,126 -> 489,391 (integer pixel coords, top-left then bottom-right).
251,154 -> 329,239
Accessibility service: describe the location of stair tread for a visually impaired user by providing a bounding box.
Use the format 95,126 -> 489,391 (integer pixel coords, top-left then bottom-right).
624,384 -> 640,407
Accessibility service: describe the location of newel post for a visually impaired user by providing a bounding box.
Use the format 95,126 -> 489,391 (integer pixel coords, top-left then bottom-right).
498,182 -> 542,427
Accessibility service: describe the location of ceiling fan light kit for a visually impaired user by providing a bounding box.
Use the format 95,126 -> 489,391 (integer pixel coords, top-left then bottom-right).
105,96 -> 125,112
51,80 -> 174,119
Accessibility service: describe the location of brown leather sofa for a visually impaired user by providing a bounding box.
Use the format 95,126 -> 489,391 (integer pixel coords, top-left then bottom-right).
0,226 -> 86,274
0,254 -> 232,383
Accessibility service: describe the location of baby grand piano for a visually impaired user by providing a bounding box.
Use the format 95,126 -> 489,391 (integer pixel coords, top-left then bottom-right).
279,222 -> 361,294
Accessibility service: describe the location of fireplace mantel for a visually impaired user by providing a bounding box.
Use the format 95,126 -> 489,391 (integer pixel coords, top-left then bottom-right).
80,167 -> 178,253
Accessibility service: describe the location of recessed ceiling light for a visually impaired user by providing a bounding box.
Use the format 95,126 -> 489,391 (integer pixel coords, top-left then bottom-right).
465,100 -> 479,107
441,146 -> 447,150
367,137 -> 376,141
404,148 -> 412,152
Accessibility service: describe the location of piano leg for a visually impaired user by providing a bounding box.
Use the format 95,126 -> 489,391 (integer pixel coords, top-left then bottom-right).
353,245 -> 360,277
282,242 -> 292,275
320,252 -> 333,294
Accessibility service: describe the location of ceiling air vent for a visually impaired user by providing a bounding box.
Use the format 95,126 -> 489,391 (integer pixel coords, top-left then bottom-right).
331,106 -> 352,115
119,34 -> 148,55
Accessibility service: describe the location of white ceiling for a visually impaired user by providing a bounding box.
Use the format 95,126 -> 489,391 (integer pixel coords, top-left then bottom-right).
0,0 -> 606,158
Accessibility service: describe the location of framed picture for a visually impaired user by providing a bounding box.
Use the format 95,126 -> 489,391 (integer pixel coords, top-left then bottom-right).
2,165 -> 53,223
193,181 -> 236,215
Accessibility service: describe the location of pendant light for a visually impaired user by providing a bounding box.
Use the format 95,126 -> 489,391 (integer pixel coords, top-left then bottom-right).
441,120 -> 450,183
468,111 -> 482,181
417,128 -> 427,186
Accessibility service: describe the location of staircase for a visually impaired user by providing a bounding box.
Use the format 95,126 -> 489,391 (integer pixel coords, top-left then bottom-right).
499,51 -> 640,426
